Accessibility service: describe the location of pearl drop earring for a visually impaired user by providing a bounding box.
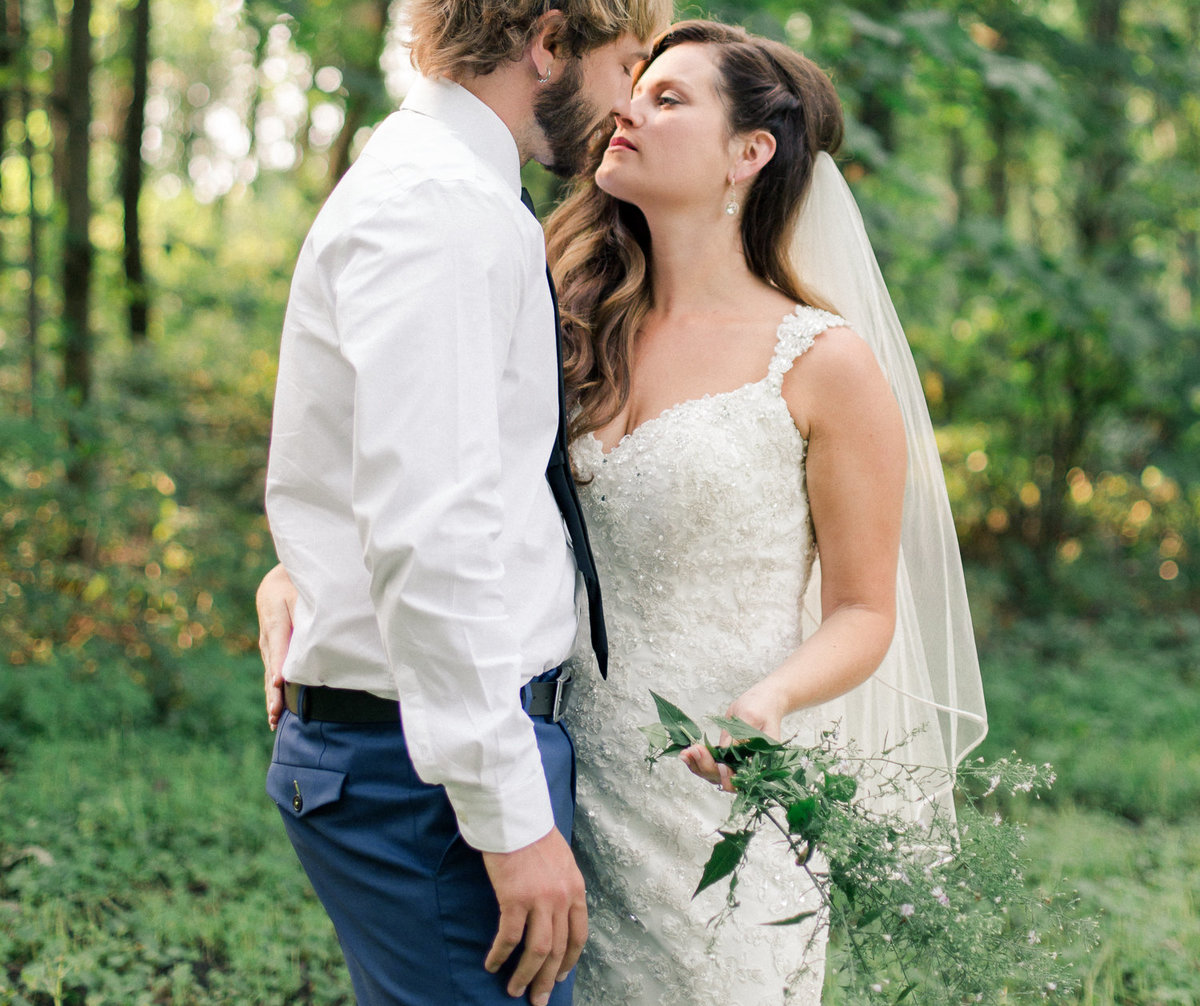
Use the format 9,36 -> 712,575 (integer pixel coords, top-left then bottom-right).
724,183 -> 739,216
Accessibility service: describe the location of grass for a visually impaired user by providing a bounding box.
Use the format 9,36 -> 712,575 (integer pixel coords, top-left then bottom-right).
0,658 -> 351,1005
1,610 -> 1198,1004
1023,808 -> 1200,1005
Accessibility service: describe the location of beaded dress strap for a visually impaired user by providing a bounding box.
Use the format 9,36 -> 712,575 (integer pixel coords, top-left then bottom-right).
765,305 -> 847,394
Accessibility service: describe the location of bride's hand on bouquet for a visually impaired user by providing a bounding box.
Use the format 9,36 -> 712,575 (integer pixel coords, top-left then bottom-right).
257,563 -> 298,731
680,681 -> 787,792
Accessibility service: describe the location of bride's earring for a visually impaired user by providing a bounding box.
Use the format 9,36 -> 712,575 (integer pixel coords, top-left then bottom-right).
724,180 -> 739,216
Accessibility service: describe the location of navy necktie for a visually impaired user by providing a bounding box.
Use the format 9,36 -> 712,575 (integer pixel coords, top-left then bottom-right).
521,187 -> 608,678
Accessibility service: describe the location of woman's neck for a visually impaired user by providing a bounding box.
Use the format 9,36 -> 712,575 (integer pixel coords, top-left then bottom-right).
642,207 -> 763,318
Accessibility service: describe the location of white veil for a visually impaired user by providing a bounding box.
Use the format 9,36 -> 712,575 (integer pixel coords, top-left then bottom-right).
792,153 -> 988,805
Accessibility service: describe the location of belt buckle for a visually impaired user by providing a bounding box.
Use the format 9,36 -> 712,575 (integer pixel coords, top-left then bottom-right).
549,673 -> 573,723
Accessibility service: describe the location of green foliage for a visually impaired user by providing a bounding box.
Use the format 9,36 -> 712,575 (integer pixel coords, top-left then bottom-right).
0,333 -> 277,744
645,694 -> 1096,1004
1018,808 -> 1200,1006
976,611 -> 1200,823
0,658 -> 350,1006
969,612 -> 1200,1005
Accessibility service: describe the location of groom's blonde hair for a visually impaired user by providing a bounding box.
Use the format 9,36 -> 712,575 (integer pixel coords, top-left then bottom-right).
407,0 -> 669,80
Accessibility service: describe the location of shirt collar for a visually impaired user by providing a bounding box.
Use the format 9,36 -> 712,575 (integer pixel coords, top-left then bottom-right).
401,76 -> 523,196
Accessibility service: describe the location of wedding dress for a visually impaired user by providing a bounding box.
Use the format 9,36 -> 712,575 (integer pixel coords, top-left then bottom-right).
564,304 -> 843,1006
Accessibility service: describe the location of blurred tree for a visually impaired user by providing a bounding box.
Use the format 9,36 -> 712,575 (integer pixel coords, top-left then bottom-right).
0,0 -> 42,415
324,0 -> 392,185
61,0 -> 94,539
120,0 -> 151,342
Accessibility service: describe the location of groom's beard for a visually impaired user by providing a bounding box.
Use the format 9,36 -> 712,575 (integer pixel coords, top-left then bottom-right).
534,60 -> 607,178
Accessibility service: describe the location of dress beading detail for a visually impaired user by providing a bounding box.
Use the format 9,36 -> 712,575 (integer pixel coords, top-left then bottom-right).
566,306 -> 845,1005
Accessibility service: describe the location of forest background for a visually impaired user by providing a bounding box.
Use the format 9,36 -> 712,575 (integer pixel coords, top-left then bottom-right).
0,0 -> 1197,1002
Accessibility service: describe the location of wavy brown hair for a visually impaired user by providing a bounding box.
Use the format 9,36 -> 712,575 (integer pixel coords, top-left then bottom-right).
407,0 -> 670,80
544,19 -> 844,443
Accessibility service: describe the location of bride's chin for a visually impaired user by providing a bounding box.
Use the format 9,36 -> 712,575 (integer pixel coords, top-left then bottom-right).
595,167 -> 635,204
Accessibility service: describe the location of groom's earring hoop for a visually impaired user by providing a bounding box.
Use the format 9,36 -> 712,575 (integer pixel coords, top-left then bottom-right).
536,63 -> 553,84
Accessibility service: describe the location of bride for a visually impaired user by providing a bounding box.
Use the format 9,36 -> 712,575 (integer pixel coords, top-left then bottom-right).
541,20 -> 987,1002
258,19 -> 986,1004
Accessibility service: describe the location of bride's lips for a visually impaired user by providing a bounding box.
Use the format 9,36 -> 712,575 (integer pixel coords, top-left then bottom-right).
608,135 -> 637,151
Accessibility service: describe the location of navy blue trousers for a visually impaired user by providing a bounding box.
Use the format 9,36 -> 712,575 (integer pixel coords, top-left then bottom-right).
267,690 -> 577,1006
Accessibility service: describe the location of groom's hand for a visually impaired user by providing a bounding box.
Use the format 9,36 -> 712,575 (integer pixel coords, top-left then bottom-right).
481,827 -> 587,1006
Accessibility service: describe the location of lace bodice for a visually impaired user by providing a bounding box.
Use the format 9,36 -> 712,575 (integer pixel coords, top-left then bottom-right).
564,306 -> 845,1005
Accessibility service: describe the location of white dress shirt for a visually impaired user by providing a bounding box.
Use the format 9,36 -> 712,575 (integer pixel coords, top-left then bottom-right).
266,76 -> 579,853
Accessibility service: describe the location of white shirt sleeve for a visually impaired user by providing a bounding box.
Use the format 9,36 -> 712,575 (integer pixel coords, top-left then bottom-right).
326,177 -> 556,853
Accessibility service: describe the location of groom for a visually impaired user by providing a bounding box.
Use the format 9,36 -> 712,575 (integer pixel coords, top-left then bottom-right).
262,2 -> 667,1004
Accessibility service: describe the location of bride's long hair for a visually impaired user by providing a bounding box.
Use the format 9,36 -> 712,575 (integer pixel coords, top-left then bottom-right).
544,20 -> 844,442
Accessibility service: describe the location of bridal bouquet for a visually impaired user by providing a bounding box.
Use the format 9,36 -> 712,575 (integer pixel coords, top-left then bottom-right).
643,693 -> 1094,1005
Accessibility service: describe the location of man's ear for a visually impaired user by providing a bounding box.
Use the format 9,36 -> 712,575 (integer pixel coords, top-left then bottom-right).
529,9 -> 568,76
731,129 -> 778,185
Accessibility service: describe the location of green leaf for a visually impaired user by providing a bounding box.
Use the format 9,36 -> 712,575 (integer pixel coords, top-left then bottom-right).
894,983 -> 918,1002
855,907 -> 883,928
693,830 -> 753,898
710,716 -> 778,743
650,691 -> 703,748
639,722 -> 671,747
786,796 -> 818,833
639,723 -> 689,765
823,772 -> 858,803
763,909 -> 817,927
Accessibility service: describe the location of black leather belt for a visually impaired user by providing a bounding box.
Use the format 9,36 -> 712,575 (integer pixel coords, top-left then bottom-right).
284,682 -> 398,723
523,670 -> 574,722
284,669 -> 574,725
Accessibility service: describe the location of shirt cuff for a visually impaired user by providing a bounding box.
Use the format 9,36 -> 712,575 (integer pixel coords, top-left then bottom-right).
446,760 -> 557,853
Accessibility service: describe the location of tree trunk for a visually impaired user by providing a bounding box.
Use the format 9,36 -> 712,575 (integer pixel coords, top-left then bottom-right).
121,0 -> 150,342
947,123 -> 968,223
326,0 -> 391,186
1076,0 -> 1126,261
244,12 -> 268,175
858,89 -> 896,158
24,85 -> 40,417
0,0 -> 20,265
984,91 -> 1011,221
62,0 -> 94,517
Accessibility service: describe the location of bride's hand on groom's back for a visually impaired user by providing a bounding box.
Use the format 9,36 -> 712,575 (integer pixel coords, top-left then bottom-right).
256,562 -> 297,731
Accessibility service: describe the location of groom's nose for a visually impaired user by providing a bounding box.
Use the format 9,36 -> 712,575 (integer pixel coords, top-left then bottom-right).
613,102 -> 641,129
